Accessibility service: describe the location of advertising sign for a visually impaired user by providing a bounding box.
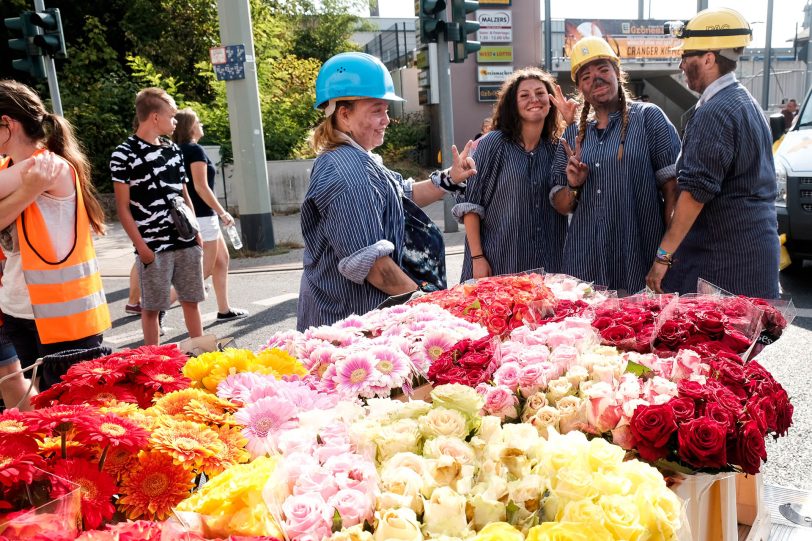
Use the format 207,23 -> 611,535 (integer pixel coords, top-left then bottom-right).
477,65 -> 513,83
563,19 -> 681,61
480,0 -> 511,5
476,45 -> 513,63
478,85 -> 501,102
477,10 -> 512,43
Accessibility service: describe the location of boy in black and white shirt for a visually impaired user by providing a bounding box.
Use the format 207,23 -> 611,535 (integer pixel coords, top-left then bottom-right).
111,87 -> 205,345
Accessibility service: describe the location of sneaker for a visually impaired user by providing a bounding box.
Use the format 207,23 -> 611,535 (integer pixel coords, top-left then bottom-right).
216,308 -> 249,321
159,310 -> 167,336
125,303 -> 142,315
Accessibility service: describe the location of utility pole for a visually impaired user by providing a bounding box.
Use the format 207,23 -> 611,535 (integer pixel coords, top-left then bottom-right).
216,0 -> 275,250
544,0 -> 552,70
762,0 -> 774,110
697,0 -> 708,11
805,1 -> 812,95
436,23 -> 458,233
33,0 -> 61,115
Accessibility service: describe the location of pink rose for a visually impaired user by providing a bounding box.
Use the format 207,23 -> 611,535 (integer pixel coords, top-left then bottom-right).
277,428 -> 317,456
674,349 -> 706,380
282,493 -> 332,541
518,364 -> 549,396
546,330 -> 577,349
328,488 -> 373,527
293,468 -> 340,502
551,345 -> 579,369
584,382 -> 622,433
611,423 -> 635,450
521,345 -> 551,365
284,453 -> 320,489
493,362 -> 521,391
483,385 -> 519,420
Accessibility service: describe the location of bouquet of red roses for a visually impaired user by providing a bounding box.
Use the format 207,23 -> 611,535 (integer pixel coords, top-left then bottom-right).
628,354 -> 793,475
427,335 -> 497,387
592,294 -> 676,353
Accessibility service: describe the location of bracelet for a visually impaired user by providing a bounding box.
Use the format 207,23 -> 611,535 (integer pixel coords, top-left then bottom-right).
656,247 -> 673,258
471,254 -> 485,260
430,169 -> 466,194
654,254 -> 674,267
568,186 -> 580,200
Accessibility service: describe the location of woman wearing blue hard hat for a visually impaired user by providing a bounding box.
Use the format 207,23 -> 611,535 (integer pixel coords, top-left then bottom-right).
297,52 -> 477,330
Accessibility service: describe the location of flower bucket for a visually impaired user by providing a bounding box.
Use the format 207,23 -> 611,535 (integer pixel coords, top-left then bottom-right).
0,468 -> 82,541
672,472 -> 737,541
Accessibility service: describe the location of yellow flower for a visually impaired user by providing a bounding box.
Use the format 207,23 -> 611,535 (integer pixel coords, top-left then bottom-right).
149,418 -> 224,468
585,437 -> 626,473
256,347 -> 306,376
200,424 -> 251,477
598,494 -> 647,541
181,355 -> 213,387
635,488 -> 683,540
473,522 -> 523,541
152,388 -> 212,416
526,521 -> 613,541
182,395 -> 239,425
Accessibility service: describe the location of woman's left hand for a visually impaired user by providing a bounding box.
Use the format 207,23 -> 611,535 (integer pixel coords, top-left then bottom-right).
645,261 -> 669,293
449,140 -> 477,185
550,84 -> 579,126
20,152 -> 64,196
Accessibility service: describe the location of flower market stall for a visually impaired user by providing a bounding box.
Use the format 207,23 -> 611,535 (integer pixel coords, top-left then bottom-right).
0,273 -> 795,541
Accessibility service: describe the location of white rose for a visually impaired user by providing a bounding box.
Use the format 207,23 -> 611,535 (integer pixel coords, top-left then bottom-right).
564,365 -> 589,388
470,493 -> 506,530
422,486 -> 471,538
508,474 -> 544,511
520,391 -> 549,422
555,395 -> 587,433
472,462 -> 508,500
381,452 -> 428,479
546,377 -> 574,404
477,415 -> 503,446
426,455 -> 463,488
373,508 -> 424,541
530,406 -> 561,439
423,436 -> 475,465
501,423 -> 539,455
419,407 -> 468,440
394,401 -> 432,421
379,466 -> 426,514
328,524 -> 373,541
376,419 -> 421,463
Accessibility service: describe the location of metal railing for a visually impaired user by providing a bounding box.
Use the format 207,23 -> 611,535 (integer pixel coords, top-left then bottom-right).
363,22 -> 416,70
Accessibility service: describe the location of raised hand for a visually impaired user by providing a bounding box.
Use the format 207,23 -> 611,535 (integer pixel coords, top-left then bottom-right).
550,84 -> 579,126
20,151 -> 64,197
449,140 -> 477,184
560,137 -> 588,187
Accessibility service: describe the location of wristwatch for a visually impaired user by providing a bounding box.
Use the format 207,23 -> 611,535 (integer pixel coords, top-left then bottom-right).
568,184 -> 581,200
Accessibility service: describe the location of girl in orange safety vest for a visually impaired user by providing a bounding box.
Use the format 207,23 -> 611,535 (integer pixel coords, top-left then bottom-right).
0,79 -> 110,402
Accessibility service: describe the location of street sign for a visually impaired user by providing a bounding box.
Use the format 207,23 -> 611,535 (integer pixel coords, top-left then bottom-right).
214,63 -> 246,81
211,44 -> 247,81
209,47 -> 227,65
480,0 -> 510,5
477,65 -> 512,82
476,45 -> 513,63
478,85 -> 501,102
476,10 -> 512,43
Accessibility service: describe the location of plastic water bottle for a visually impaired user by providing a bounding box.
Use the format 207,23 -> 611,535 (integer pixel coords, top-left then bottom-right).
225,224 -> 243,250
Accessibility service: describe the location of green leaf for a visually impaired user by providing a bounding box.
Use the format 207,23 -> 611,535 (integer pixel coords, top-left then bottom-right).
463,299 -> 482,315
625,360 -> 654,377
332,509 -> 342,533
654,458 -> 698,476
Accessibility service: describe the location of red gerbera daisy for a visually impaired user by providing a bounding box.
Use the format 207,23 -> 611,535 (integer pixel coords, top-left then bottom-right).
0,442 -> 45,487
50,458 -> 117,530
0,408 -> 43,443
133,365 -> 190,394
26,404 -> 98,436
75,412 -> 149,452
63,358 -> 130,387
30,381 -> 69,409
59,384 -> 139,407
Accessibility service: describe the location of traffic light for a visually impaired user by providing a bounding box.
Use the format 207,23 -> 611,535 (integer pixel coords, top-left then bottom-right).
418,0 -> 446,44
30,8 -> 67,58
4,12 -> 46,79
450,0 -> 480,63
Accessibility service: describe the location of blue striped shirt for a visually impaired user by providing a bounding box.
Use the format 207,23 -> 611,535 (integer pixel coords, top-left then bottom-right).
297,144 -> 409,330
453,131 -> 567,281
552,102 -> 680,294
662,79 -> 780,299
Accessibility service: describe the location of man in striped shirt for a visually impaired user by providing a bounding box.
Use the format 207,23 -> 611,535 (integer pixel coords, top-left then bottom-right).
647,8 -> 780,299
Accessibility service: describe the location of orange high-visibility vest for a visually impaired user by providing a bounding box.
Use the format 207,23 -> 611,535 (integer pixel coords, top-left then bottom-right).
1,151 -> 111,343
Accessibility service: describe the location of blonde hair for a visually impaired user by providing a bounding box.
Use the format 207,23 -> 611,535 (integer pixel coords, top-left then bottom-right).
135,87 -> 174,123
576,63 -> 633,160
310,100 -> 356,154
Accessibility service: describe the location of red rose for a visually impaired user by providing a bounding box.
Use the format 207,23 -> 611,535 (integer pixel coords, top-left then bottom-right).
600,324 -> 635,346
709,359 -> 747,397
705,402 -> 736,434
486,316 -> 509,336
720,329 -> 753,353
731,420 -> 767,475
677,416 -> 728,469
592,316 -> 614,330
744,361 -> 778,395
711,386 -> 745,418
741,396 -> 768,435
630,403 -> 677,462
670,397 -> 697,424
692,309 -> 728,337
656,320 -> 691,349
771,389 -> 794,437
677,380 -> 707,402
620,311 -> 650,333
634,325 -> 655,353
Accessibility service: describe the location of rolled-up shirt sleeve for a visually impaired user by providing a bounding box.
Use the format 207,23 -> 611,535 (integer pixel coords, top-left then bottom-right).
644,106 -> 681,187
677,109 -> 734,204
338,239 -> 395,284
452,202 -> 484,220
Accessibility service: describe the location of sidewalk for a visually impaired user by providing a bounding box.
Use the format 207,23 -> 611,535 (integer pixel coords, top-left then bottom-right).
95,201 -> 468,277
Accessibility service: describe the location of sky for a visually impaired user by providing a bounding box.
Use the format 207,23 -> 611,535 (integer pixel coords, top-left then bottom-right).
375,0 -> 809,49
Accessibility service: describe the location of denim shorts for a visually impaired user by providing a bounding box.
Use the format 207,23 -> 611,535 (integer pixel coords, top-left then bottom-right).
0,326 -> 19,368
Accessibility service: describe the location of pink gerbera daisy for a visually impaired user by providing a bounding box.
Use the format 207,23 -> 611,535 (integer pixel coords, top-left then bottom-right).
233,396 -> 298,458
367,346 -> 411,391
334,352 -> 378,397
420,329 -> 458,362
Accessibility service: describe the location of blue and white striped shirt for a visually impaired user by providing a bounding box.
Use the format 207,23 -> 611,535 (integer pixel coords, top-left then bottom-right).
551,102 -> 680,294
453,131 -> 567,281
297,143 -> 410,330
662,79 -> 780,299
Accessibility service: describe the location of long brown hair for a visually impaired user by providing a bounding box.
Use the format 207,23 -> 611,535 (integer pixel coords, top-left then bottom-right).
491,68 -> 563,145
0,79 -> 105,234
575,63 -> 633,160
172,108 -> 198,145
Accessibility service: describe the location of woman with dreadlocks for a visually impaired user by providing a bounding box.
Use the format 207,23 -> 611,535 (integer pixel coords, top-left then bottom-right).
550,37 -> 680,294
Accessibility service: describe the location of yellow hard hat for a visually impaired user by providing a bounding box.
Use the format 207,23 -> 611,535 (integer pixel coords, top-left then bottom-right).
671,7 -> 752,52
570,36 -> 619,82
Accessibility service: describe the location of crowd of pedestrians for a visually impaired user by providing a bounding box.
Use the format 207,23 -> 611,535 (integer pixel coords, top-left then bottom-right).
0,6 -> 784,406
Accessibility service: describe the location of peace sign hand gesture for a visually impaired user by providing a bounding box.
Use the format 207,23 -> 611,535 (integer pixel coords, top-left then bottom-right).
550,84 -> 579,126
560,138 -> 588,187
449,139 -> 477,184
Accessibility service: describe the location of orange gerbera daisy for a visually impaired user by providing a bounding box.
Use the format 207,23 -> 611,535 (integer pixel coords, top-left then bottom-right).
200,424 -> 251,477
38,435 -> 95,460
152,388 -> 211,417
149,418 -> 224,468
102,445 -> 137,481
182,395 -> 239,426
117,450 -> 194,520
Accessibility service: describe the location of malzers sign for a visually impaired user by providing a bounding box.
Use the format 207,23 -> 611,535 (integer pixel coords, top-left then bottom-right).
477,10 -> 512,43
